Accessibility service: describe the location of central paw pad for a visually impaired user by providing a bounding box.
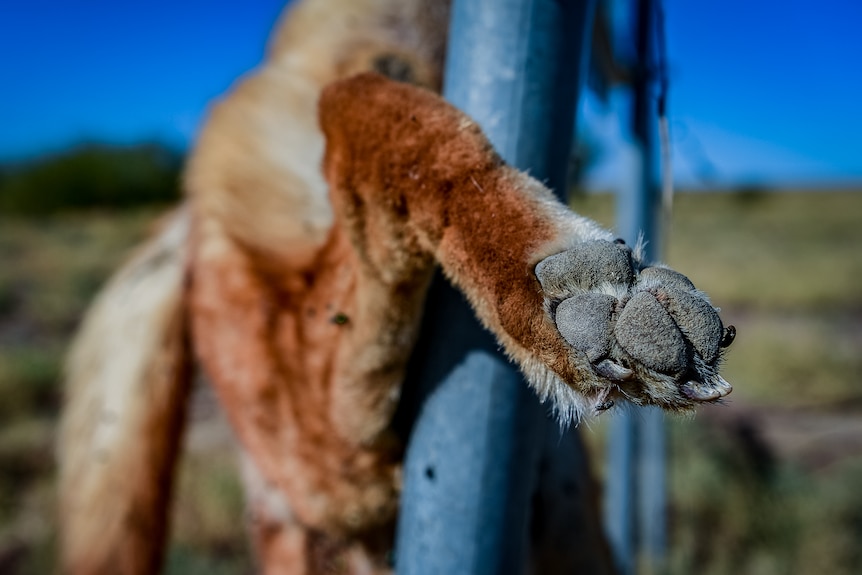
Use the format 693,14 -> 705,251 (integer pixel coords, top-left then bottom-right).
536,240 -> 734,411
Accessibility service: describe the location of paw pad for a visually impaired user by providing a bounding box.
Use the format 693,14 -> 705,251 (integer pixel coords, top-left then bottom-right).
615,291 -> 687,374
637,266 -> 695,292
535,240 -> 634,298
555,293 -> 616,363
655,287 -> 722,363
536,240 -> 734,409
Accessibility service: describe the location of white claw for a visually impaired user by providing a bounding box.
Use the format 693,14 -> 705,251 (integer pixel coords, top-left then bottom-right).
681,381 -> 719,401
714,376 -> 733,397
595,359 -> 635,382
681,377 -> 733,402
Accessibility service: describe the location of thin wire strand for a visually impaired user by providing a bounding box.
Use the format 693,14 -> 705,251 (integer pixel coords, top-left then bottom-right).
654,0 -> 674,255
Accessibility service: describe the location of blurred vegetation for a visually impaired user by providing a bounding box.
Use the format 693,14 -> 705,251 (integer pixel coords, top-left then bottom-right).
572,191 -> 862,407
0,210 -> 162,573
573,190 -> 862,575
0,181 -> 861,573
664,421 -> 862,575
0,142 -> 182,215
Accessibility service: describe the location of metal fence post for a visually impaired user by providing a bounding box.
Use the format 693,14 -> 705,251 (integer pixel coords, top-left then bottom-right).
393,0 -> 599,573
605,0 -> 666,573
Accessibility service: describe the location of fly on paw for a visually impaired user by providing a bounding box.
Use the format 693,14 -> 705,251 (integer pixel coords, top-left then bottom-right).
535,239 -> 736,413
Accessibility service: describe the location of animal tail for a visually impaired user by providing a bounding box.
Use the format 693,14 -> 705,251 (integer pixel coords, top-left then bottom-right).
58,207 -> 193,574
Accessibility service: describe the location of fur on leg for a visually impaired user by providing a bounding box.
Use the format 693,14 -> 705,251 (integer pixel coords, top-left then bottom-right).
319,73 -> 733,424
239,450 -> 393,575
58,208 -> 193,574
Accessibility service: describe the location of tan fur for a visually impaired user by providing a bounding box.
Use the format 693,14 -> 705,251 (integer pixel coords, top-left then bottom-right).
59,0 -> 726,572
59,208 -> 192,573
60,1 -> 452,572
186,0 -> 448,270
184,67 -> 622,572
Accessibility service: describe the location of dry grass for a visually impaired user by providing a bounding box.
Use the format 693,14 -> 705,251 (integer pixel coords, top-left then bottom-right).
0,210 -> 160,573
572,190 -> 862,310
572,190 -> 862,574
572,190 -> 862,407
1,190 -> 861,573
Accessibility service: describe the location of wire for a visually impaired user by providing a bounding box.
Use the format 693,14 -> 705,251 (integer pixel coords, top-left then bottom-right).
654,0 -> 674,250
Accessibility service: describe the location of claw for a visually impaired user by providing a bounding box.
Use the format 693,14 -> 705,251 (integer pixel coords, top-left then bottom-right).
680,376 -> 733,402
714,375 -> 733,396
596,400 -> 615,412
594,359 -> 635,382
720,325 -> 736,348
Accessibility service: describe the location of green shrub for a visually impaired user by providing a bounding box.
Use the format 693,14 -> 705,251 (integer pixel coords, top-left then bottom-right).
0,142 -> 183,215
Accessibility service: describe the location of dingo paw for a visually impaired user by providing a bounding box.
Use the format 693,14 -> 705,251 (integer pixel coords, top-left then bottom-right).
535,239 -> 735,412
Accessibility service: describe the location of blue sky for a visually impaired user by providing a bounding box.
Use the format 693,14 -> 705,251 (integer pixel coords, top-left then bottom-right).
662,0 -> 862,187
1,0 -> 860,188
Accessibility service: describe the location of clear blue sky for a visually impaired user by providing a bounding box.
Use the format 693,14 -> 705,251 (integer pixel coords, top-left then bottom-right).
2,0 -> 860,187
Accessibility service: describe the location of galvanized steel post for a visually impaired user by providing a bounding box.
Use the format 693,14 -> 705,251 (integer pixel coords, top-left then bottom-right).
605,0 -> 667,573
393,0 -> 598,573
